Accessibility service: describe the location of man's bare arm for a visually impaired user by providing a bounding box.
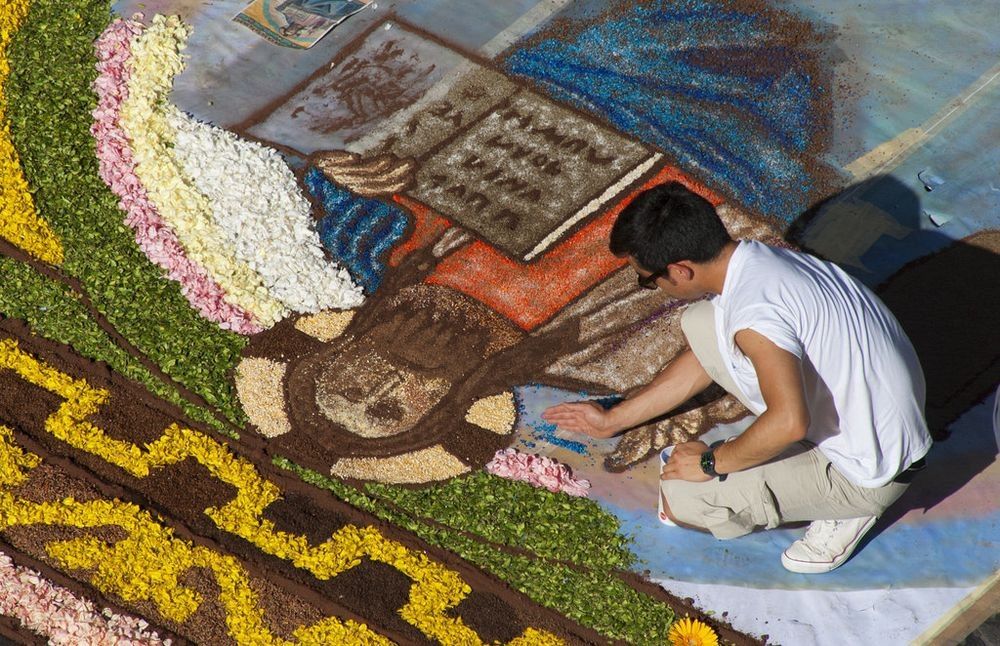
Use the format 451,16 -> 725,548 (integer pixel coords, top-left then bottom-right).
712,329 -> 810,473
661,329 -> 810,481
542,348 -> 713,438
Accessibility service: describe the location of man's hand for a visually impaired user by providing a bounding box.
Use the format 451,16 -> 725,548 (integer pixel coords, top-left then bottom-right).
540,350 -> 713,442
541,401 -> 617,439
660,440 -> 712,482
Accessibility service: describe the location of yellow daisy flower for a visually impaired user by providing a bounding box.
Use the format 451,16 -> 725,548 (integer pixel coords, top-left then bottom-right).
668,616 -> 719,646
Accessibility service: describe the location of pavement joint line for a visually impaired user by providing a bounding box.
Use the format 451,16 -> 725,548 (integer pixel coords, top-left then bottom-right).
479,0 -> 576,58
844,60 -> 1000,188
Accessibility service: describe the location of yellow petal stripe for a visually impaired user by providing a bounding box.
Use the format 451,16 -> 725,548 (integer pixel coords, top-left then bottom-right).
0,338 -> 563,645
0,0 -> 64,265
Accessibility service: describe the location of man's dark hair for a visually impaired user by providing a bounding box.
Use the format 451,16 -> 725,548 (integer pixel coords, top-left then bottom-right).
609,181 -> 731,271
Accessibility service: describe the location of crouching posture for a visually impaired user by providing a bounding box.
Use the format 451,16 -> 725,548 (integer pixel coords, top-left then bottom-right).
543,182 -> 931,573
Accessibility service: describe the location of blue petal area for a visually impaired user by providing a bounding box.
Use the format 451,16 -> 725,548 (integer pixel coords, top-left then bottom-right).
504,0 -> 825,220
514,384 -> 608,456
305,167 -> 409,294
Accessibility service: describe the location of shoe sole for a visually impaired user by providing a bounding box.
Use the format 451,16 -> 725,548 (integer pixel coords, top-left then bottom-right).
780,515 -> 878,574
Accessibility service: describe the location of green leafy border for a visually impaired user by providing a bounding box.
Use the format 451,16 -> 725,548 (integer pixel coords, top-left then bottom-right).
367,473 -> 634,571
0,257 -> 233,437
5,0 -> 247,424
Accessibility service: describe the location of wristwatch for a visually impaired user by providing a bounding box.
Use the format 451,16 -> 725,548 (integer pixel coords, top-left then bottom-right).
700,450 -> 727,481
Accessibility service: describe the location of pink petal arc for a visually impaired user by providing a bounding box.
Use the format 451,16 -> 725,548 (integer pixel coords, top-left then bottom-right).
90,18 -> 262,335
0,550 -> 168,644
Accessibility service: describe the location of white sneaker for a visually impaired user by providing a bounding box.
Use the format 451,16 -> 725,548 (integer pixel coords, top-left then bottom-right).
657,447 -> 677,527
781,516 -> 877,574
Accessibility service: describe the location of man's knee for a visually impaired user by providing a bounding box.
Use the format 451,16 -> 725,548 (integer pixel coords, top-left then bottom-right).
660,480 -> 707,530
681,301 -> 715,347
659,487 -> 681,524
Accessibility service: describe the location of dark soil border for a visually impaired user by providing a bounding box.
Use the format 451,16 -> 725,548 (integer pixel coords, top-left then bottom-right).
0,611 -> 47,646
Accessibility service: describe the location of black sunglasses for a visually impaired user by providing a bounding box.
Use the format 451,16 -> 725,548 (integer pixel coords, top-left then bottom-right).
637,268 -> 668,290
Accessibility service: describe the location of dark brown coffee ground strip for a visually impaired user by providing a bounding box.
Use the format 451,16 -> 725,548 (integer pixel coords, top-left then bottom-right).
10,463 -> 101,504
0,239 -> 240,435
4,526 -> 129,559
0,611 -> 48,646
246,575 -> 330,642
0,538 -> 188,645
169,568 -> 239,645
0,319 -> 613,645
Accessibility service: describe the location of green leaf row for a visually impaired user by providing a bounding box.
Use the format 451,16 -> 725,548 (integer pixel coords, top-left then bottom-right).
367,472 -> 635,571
279,458 -> 674,644
0,257 -> 234,437
5,0 -> 247,424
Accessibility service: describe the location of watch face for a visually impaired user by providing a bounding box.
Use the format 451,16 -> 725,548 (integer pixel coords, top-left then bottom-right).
700,450 -> 716,477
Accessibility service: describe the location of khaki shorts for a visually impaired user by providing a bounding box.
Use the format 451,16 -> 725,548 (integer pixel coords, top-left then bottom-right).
663,301 -> 910,539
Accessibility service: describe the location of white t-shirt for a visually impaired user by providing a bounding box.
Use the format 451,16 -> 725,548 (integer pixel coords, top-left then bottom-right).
712,241 -> 932,487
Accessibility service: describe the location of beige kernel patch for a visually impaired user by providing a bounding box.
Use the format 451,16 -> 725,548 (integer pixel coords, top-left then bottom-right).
329,446 -> 470,484
464,392 -> 516,435
235,357 -> 291,437
294,310 -> 355,342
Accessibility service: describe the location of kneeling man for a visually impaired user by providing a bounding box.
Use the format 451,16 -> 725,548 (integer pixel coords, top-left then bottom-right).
542,182 -> 931,573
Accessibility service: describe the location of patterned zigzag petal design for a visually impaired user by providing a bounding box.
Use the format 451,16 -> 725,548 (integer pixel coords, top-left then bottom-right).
0,424 -> 390,645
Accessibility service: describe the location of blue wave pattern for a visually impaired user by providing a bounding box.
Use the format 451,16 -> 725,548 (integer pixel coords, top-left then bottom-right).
504,0 -> 824,221
306,167 -> 409,294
